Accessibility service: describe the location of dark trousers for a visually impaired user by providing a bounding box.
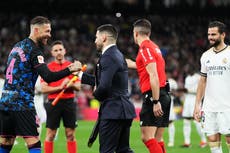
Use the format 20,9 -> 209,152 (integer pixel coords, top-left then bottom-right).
99,119 -> 134,153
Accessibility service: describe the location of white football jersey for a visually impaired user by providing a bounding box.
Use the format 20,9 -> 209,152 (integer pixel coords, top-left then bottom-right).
200,46 -> 230,112
168,78 -> 178,91
183,73 -> 199,117
185,73 -> 200,94
168,78 -> 178,120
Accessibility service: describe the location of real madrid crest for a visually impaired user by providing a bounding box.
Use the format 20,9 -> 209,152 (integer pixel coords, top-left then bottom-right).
222,58 -> 228,64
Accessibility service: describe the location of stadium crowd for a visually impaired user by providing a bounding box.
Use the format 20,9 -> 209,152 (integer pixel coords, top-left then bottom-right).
0,13 -> 229,112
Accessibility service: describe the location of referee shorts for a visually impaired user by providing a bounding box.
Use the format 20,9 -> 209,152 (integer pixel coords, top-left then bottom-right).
45,98 -> 77,129
0,110 -> 39,137
140,88 -> 171,127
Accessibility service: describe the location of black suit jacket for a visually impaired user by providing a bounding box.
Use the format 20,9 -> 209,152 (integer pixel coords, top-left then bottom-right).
82,45 -> 136,120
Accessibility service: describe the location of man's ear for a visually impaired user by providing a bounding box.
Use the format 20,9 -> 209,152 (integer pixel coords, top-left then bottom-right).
102,33 -> 107,42
221,32 -> 225,38
135,31 -> 138,38
34,27 -> 39,35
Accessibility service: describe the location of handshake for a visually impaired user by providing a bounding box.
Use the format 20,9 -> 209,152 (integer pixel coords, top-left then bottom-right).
52,61 -> 87,106
68,60 -> 82,73
68,60 -> 87,76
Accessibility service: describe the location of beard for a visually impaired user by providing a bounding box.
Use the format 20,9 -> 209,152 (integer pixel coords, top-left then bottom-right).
209,38 -> 221,48
96,43 -> 103,52
37,36 -> 49,49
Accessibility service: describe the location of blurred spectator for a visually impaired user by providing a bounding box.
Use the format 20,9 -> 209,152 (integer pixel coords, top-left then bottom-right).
0,13 -> 229,112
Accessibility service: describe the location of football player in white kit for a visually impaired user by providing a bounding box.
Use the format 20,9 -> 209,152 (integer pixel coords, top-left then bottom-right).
194,21 -> 230,153
34,76 -> 47,137
182,66 -> 207,148
167,71 -> 178,147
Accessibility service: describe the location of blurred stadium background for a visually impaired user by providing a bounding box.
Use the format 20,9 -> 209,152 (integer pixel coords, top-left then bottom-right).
0,0 -> 230,152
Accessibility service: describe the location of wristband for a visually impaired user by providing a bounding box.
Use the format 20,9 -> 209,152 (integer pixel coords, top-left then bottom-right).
152,100 -> 159,104
150,97 -> 159,104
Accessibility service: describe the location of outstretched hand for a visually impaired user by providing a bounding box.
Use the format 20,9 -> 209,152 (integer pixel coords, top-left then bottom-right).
68,60 -> 82,72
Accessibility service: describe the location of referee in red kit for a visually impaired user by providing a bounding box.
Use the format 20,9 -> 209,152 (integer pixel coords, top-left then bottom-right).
131,19 -> 171,153
41,40 -> 80,153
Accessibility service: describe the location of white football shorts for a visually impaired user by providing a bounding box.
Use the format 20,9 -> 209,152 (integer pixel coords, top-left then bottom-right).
201,111 -> 230,136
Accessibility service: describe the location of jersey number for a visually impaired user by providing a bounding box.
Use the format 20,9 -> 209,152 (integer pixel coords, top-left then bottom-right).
6,58 -> 16,84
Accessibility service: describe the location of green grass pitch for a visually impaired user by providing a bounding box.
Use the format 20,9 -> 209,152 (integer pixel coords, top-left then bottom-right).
10,120 -> 228,153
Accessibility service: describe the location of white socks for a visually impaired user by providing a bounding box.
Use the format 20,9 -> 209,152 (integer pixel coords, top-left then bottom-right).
194,120 -> 207,142
210,147 -> 223,153
168,122 -> 175,145
209,142 -> 222,153
183,119 -> 191,144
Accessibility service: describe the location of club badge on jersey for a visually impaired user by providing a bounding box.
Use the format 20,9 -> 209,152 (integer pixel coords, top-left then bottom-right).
37,56 -> 44,63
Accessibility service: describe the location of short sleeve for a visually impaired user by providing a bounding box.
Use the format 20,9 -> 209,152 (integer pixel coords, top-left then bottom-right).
200,53 -> 207,76
140,47 -> 157,66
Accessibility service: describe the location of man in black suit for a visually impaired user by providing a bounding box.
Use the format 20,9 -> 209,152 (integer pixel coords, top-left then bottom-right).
83,24 -> 136,153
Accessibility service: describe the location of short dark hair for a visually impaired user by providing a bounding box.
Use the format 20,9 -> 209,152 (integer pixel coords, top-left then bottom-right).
97,24 -> 118,40
51,40 -> 64,48
133,19 -> 151,35
208,21 -> 226,34
30,16 -> 51,26
50,40 -> 65,50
